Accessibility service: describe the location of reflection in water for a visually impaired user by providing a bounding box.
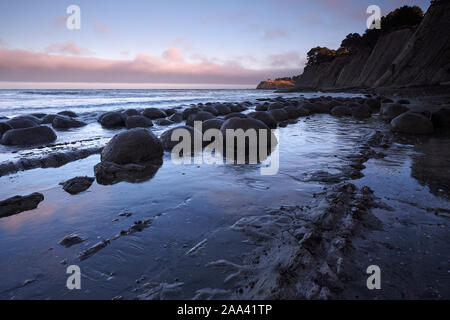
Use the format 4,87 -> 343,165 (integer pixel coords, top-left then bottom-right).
94,160 -> 162,185
409,132 -> 450,198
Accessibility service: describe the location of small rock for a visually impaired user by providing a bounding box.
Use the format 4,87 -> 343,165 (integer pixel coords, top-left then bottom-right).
60,176 -> 95,194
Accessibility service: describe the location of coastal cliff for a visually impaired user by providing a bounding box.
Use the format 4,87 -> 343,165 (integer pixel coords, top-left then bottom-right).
256,77 -> 296,90
260,1 -> 450,91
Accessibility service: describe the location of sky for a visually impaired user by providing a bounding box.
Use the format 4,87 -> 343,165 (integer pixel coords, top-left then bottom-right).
0,0 -> 430,89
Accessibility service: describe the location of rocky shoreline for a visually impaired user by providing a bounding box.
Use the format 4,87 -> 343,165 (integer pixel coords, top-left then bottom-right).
1,90 -> 449,299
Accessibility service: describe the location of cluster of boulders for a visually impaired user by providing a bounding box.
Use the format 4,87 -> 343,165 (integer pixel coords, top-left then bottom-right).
0,110 -> 85,146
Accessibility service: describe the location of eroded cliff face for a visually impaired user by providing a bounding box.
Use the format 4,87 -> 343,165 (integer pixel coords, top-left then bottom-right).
286,1 -> 449,91
375,0 -> 450,87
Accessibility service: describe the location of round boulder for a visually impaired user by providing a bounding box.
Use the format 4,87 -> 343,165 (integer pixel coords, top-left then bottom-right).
186,111 -> 215,127
202,119 -> 225,133
98,112 -> 126,128
220,117 -> 276,160
248,112 -> 277,129
0,122 -> 13,138
125,115 -> 153,129
182,107 -> 200,120
7,116 -> 40,129
58,111 -> 78,118
160,125 -> 201,153
52,115 -> 86,129
214,104 -> 231,116
381,104 -> 409,121
352,104 -> 372,120
391,112 -> 434,134
331,105 -> 352,117
101,128 -> 163,165
169,112 -> 183,123
269,109 -> 289,122
224,113 -> 248,120
142,108 -> 167,120
1,125 -> 57,145
123,109 -> 140,117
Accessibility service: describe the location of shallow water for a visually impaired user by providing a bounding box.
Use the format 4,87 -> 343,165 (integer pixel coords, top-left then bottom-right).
0,89 -> 362,164
0,90 -> 449,299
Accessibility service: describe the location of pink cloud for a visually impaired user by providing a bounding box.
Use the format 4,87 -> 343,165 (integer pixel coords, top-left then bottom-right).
0,48 -> 300,85
162,48 -> 184,62
94,23 -> 110,34
44,41 -> 91,56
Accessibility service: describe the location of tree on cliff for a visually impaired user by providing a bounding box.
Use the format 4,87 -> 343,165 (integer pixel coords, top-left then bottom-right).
306,47 -> 337,67
339,5 -> 424,53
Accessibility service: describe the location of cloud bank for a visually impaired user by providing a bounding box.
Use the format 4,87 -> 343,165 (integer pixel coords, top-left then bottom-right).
0,47 -> 301,86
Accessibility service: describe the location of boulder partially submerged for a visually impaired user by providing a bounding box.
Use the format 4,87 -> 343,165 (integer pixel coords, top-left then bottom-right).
52,115 -> 86,129
60,176 -> 95,195
98,112 -> 126,128
0,192 -> 44,218
94,128 -> 163,184
1,126 -> 57,146
391,112 -> 434,135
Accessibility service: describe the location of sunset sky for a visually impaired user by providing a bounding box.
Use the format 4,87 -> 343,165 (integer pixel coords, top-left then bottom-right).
0,0 -> 430,88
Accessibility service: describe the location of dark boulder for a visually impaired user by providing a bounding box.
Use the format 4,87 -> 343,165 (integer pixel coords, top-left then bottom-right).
52,115 -> 86,129
125,115 -> 153,129
220,117 -> 276,161
160,125 -> 201,153
224,113 -> 248,120
397,99 -> 410,105
60,176 -> 95,195
268,109 -> 289,122
41,114 -> 57,124
142,108 -> 167,120
381,104 -> 409,121
391,112 -> 434,135
201,119 -> 225,133
0,192 -> 44,218
0,122 -> 12,138
352,104 -> 372,120
214,104 -> 231,116
182,107 -> 200,120
164,108 -> 177,117
186,111 -> 215,127
58,110 -> 78,118
7,116 -> 40,129
248,111 -> 277,129
331,106 -> 352,117
304,102 -> 332,114
1,126 -> 57,145
100,128 -> 163,165
98,112 -> 126,128
168,112 -> 183,123
267,103 -> 285,111
283,105 -> 301,119
255,104 -> 268,111
230,104 -> 247,112
123,109 -> 140,116
202,105 -> 219,116
30,113 -> 47,119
